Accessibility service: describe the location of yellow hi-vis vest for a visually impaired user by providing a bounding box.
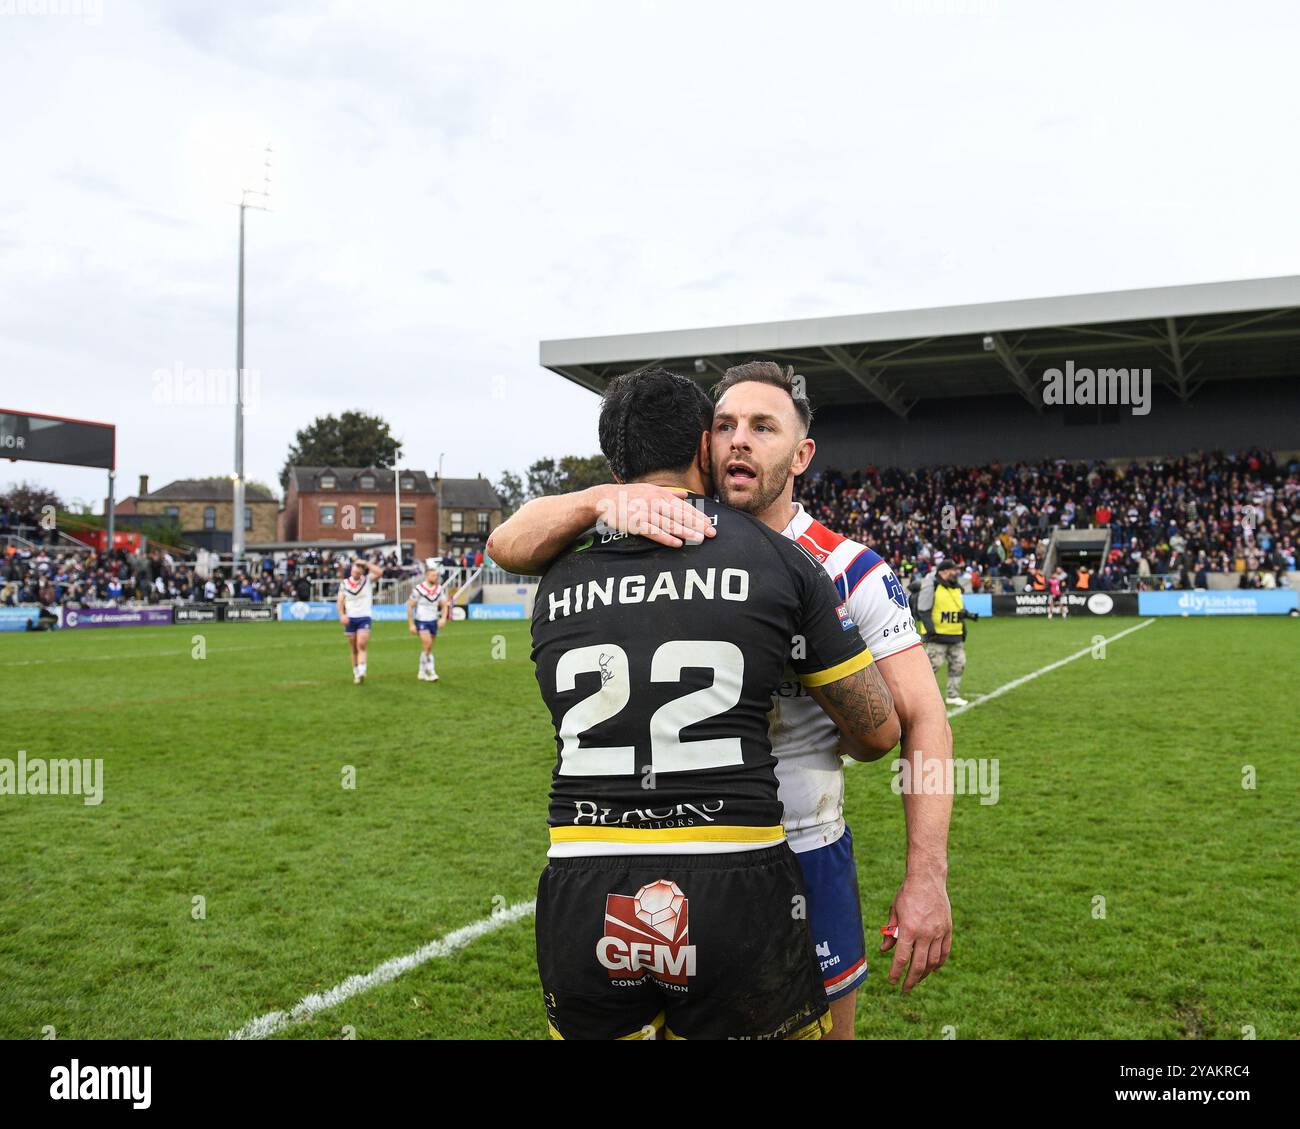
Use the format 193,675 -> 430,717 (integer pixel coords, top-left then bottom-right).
932,583 -> 965,638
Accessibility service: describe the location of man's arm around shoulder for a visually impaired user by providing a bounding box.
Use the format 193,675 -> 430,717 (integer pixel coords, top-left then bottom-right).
486,483 -> 715,575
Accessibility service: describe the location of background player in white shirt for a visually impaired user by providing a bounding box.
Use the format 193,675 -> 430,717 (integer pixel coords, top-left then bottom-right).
407,561 -> 449,681
489,362 -> 955,1039
337,557 -> 383,684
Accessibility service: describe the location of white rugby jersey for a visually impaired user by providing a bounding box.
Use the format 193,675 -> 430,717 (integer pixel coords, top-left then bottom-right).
409,580 -> 443,620
770,503 -> 922,853
341,573 -> 374,617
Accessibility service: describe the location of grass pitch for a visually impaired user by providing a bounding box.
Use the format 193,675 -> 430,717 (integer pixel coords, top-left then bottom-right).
0,615 -> 1295,1039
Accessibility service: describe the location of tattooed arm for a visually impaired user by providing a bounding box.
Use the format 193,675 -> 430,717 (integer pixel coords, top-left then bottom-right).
808,660 -> 901,760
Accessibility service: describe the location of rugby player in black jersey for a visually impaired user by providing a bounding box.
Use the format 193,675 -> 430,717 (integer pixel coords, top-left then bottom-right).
530,367 -> 899,1040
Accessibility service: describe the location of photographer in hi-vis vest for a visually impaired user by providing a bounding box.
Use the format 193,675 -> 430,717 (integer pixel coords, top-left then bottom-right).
917,559 -> 979,707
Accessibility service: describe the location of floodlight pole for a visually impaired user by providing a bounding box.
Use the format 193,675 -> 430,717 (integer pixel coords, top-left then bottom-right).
232,147 -> 272,579
393,446 -> 402,566
437,451 -> 445,558
106,469 -> 115,552
233,200 -> 246,575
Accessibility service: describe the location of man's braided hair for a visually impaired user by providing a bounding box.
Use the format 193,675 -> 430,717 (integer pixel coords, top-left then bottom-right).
598,367 -> 714,482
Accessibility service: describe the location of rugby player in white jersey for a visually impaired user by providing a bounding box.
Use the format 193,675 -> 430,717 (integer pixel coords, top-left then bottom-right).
337,557 -> 383,684
707,362 -> 952,1036
488,363 -> 955,1038
407,561 -> 449,682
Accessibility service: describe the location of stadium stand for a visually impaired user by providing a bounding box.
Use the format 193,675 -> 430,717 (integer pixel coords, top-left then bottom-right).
7,451 -> 1294,608
795,448 -> 1298,593
541,275 -> 1300,597
0,542 -> 407,609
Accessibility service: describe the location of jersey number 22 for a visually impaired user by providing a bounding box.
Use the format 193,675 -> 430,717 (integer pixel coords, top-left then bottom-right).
555,641 -> 743,776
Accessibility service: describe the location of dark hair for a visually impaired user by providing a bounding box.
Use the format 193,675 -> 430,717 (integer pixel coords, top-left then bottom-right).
711,360 -> 813,435
598,367 -> 713,482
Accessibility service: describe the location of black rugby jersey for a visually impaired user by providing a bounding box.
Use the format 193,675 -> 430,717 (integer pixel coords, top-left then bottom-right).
530,494 -> 873,856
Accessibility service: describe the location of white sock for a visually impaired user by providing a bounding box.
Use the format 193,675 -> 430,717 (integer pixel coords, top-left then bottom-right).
359,662 -> 367,675
428,655 -> 436,674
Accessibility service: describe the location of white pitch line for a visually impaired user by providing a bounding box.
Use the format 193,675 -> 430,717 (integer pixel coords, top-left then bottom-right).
226,899 -> 538,1040
945,617 -> 1156,720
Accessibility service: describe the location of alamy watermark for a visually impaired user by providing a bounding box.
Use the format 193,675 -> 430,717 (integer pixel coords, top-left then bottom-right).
1,0 -> 103,24
151,362 -> 261,413
1041,360 -> 1151,416
1,750 -> 103,806
891,753 -> 999,805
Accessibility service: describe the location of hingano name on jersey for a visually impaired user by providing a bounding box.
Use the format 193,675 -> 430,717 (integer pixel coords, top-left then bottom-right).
548,567 -> 751,622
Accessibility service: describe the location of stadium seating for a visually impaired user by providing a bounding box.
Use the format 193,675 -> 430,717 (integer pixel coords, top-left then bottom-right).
795,448 -> 1298,591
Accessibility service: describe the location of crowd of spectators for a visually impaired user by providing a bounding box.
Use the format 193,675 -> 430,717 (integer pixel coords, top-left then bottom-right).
9,450 -> 1293,604
1,546 -> 208,606
0,500 -> 59,546
239,547 -> 404,602
795,448 -> 1298,592
0,542 -> 487,608
252,548 -> 485,599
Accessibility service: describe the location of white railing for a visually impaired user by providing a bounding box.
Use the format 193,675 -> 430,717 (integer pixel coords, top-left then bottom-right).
308,577 -> 410,604
53,531 -> 96,552
481,565 -> 536,585
447,564 -> 484,607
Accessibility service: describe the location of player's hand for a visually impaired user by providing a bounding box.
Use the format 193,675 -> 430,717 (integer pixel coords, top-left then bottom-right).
880,869 -> 952,993
591,484 -> 716,549
340,614 -> 349,626
409,623 -> 417,635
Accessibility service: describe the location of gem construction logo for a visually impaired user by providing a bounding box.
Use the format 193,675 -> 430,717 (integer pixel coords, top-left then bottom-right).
596,879 -> 696,986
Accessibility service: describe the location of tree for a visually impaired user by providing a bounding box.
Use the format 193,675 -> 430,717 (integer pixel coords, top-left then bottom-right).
524,454 -> 612,500
525,457 -> 563,499
558,454 -> 614,492
1,481 -> 63,514
280,411 -> 399,492
494,470 -> 525,517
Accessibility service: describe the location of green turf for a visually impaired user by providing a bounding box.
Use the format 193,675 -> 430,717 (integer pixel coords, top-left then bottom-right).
0,615 -> 1295,1039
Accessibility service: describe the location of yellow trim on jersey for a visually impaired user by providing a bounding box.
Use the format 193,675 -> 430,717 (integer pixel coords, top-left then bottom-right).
662,1011 -> 831,1041
548,1012 -> 664,1040
621,1013 -> 665,1040
790,1011 -> 834,1041
548,824 -> 785,845
797,647 -> 874,688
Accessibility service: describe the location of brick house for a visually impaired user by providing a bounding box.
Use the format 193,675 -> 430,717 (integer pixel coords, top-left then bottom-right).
113,475 -> 278,551
438,476 -> 504,558
280,467 -> 439,562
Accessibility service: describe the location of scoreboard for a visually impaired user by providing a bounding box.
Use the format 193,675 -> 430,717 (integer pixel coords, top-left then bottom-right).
0,408 -> 115,469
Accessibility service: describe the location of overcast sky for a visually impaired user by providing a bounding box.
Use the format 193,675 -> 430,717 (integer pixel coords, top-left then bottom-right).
2,0 -> 1298,510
